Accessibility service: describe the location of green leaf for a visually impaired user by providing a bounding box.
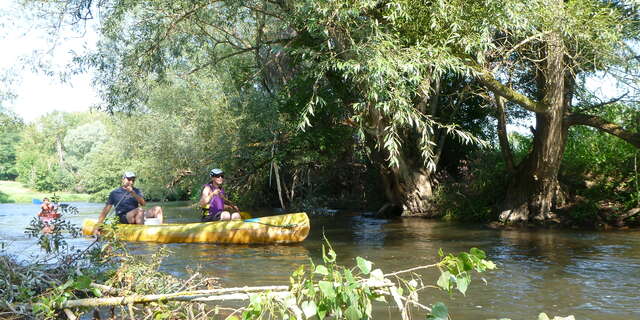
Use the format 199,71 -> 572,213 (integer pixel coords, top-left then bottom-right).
427,302 -> 449,320
301,300 -> 317,318
356,257 -> 372,275
91,287 -> 102,297
343,269 -> 356,285
315,265 -> 329,276
437,271 -> 451,291
369,268 -> 384,281
59,279 -> 74,291
470,247 -> 486,259
456,274 -> 471,295
74,276 -> 91,290
538,313 -> 550,320
345,305 -> 362,320
318,304 -> 328,319
318,281 -> 336,299
154,312 -> 170,320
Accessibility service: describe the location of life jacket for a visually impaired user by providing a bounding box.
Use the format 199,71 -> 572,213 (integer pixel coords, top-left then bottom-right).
39,203 -> 60,219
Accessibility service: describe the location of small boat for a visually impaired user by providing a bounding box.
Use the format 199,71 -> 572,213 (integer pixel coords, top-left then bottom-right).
81,212 -> 310,244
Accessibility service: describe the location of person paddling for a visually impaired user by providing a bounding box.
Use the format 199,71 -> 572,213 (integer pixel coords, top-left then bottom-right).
38,197 -> 58,233
93,172 -> 164,234
199,168 -> 241,222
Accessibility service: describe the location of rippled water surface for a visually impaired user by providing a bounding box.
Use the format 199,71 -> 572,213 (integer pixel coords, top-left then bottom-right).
1,202 -> 639,319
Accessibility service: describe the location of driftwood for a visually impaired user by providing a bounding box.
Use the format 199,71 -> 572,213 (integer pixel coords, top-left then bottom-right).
60,285 -> 290,308
60,280 -> 398,309
619,208 -> 640,221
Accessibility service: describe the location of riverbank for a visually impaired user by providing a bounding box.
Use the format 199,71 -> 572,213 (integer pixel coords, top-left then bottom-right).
0,180 -> 91,203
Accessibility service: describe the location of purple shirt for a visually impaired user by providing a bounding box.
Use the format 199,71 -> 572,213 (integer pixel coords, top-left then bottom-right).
206,184 -> 225,215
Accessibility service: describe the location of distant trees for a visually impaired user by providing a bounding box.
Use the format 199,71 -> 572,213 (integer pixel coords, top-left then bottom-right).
0,108 -> 23,180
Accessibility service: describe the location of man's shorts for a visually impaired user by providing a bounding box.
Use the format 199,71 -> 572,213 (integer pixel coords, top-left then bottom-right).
118,214 -> 129,224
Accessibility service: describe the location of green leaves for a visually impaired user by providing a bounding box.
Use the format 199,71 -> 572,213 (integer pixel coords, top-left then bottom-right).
318,281 -> 336,299
301,300 -> 317,318
427,302 -> 450,320
356,256 -> 372,275
437,248 -> 496,295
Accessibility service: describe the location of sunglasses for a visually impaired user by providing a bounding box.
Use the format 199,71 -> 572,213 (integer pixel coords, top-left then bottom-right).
212,174 -> 224,178
125,177 -> 136,181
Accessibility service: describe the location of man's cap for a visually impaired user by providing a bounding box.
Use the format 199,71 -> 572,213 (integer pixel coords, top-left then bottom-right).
209,168 -> 224,176
122,171 -> 136,179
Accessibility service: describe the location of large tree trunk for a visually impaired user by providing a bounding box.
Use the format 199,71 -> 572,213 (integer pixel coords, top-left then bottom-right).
499,112 -> 568,222
366,104 -> 437,218
499,30 -> 569,223
374,148 -> 435,217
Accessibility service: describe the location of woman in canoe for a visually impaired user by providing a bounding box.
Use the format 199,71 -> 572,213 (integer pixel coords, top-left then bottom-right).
199,168 -> 241,222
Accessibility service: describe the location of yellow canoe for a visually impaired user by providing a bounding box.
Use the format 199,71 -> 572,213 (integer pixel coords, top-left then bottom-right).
82,212 -> 310,244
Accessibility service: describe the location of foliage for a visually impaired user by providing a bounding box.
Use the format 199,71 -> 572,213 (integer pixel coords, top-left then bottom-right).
432,151 -> 510,222
1,202 -> 105,319
237,239 -> 495,320
14,112 -> 76,192
0,107 -> 23,180
24,196 -> 81,253
1,200 -> 217,319
562,104 -> 640,209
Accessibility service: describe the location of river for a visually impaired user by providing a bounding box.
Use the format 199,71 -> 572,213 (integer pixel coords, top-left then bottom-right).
1,201 -> 638,319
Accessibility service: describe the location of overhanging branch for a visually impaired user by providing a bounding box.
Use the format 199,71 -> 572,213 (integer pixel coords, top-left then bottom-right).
581,92 -> 628,109
566,113 -> 640,148
469,63 -> 547,113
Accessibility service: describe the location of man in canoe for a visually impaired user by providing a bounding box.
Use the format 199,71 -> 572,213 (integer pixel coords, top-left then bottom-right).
94,172 -> 163,231
199,168 -> 241,222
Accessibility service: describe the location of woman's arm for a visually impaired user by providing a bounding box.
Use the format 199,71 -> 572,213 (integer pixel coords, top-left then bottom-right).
199,185 -> 213,207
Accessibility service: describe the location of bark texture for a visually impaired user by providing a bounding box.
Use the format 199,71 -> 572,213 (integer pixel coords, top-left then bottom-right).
499,30 -> 569,223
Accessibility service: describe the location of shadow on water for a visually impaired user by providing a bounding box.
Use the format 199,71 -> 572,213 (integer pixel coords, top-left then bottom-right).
1,202 -> 639,319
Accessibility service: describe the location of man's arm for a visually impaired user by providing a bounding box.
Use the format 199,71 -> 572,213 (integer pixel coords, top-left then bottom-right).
97,204 -> 113,224
123,186 -> 146,206
131,190 -> 146,206
92,203 -> 113,235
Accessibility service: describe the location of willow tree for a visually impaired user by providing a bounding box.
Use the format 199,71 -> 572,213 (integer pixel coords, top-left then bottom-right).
30,0 -> 485,214
465,0 -> 640,223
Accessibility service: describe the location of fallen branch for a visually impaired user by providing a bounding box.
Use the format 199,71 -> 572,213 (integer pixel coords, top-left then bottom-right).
618,208 -> 640,222
58,280 -> 397,309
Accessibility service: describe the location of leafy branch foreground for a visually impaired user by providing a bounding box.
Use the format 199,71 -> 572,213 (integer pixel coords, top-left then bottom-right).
49,243 -> 497,320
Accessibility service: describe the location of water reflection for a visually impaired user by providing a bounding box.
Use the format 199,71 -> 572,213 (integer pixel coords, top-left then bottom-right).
129,243 -> 311,285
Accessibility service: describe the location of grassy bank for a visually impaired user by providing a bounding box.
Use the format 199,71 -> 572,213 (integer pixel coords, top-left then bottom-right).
0,180 -> 91,203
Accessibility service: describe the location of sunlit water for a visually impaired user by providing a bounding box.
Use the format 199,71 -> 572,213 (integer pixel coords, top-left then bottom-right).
1,202 -> 638,319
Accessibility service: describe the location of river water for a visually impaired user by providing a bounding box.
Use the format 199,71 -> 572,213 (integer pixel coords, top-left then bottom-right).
1,201 -> 638,319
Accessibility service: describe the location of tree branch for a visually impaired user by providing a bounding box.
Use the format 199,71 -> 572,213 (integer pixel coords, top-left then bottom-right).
581,92 -> 628,109
494,94 -> 515,173
566,113 -> 640,148
470,63 -> 547,113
